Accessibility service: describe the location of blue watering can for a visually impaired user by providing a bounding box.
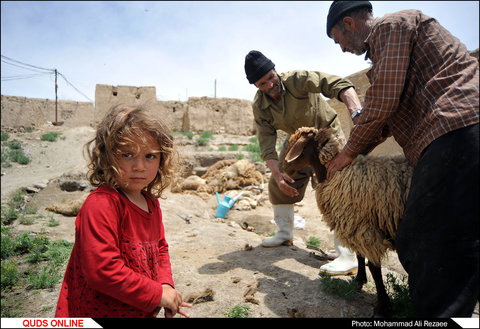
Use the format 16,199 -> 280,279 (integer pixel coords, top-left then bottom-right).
215,192 -> 238,218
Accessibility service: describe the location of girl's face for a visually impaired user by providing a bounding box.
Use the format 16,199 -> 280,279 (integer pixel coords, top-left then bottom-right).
116,134 -> 160,198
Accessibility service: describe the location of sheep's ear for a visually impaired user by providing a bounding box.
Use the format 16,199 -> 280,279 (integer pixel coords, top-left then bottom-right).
285,135 -> 310,163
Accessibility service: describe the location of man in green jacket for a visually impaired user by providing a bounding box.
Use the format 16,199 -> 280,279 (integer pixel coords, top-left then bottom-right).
244,50 -> 363,276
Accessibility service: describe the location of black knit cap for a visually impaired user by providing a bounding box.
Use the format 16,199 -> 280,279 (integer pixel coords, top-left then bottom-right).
326,1 -> 372,38
244,50 -> 275,84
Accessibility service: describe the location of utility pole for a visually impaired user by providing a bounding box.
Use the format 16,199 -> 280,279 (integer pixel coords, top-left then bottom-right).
55,69 -> 58,122
214,79 -> 217,98
53,69 -> 63,126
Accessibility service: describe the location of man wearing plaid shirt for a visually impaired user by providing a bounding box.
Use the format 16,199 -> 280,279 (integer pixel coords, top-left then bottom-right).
325,1 -> 479,317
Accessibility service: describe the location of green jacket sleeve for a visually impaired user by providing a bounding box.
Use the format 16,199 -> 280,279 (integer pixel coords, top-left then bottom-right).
252,99 -> 279,161
287,70 -> 354,101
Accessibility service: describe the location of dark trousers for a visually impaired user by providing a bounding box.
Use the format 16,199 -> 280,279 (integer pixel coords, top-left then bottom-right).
396,124 -> 479,317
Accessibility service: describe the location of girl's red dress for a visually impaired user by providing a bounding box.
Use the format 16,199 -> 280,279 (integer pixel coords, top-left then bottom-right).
55,185 -> 174,317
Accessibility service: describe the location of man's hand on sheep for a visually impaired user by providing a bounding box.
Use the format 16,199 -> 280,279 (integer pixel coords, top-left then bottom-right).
275,172 -> 300,197
325,150 -> 354,181
266,159 -> 300,198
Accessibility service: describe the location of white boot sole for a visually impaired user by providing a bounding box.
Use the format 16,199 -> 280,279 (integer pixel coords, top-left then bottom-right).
261,239 -> 293,248
319,267 -> 358,276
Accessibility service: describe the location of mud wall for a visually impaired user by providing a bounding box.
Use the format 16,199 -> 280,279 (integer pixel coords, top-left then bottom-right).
1,95 -> 94,130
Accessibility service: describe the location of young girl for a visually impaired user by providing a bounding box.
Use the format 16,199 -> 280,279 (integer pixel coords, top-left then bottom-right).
55,105 -> 191,318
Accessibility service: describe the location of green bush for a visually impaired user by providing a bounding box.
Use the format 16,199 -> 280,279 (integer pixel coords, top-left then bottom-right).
1,131 -> 10,141
386,273 -> 413,317
40,132 -> 60,142
8,149 -> 30,164
3,141 -> 22,149
319,272 -> 361,301
1,259 -> 19,289
180,131 -> 194,139
224,304 -> 250,318
243,136 -> 263,162
28,265 -> 61,289
200,131 -> 213,139
307,236 -> 321,248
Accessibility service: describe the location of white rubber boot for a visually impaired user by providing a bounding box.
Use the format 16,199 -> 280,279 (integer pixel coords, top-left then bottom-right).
319,234 -> 358,276
262,204 -> 294,247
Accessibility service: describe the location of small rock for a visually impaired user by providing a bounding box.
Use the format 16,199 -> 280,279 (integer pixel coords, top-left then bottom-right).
185,288 -> 215,305
244,296 -> 260,305
243,280 -> 259,298
33,183 -> 47,190
25,186 -> 40,194
231,277 -> 242,284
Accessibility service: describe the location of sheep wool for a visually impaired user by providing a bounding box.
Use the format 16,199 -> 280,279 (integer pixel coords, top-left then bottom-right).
318,154 -> 412,265
285,127 -> 413,266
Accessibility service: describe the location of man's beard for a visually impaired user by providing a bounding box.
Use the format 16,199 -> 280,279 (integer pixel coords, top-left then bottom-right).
346,30 -> 367,55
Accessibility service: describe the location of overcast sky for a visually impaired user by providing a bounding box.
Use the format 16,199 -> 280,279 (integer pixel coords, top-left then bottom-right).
1,1 -> 479,103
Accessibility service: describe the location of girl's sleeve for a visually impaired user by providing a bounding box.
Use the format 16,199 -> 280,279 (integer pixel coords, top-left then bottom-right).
77,195 -> 164,313
156,208 -> 174,286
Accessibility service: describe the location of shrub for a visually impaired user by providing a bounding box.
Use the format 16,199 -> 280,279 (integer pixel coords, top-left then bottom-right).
385,273 -> 413,317
200,131 -> 213,139
243,136 -> 263,163
28,265 -> 61,289
307,236 -> 321,248
180,131 -> 194,139
40,132 -> 60,142
319,272 -> 361,301
1,131 -> 10,141
1,259 -> 19,289
224,304 -> 250,318
4,141 -> 22,149
8,149 -> 30,164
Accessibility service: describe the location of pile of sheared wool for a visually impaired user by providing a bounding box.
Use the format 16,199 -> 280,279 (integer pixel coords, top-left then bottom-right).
171,159 -> 264,194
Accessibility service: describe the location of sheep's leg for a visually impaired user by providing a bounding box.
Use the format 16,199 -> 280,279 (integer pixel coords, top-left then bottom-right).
354,255 -> 367,289
368,261 -> 392,317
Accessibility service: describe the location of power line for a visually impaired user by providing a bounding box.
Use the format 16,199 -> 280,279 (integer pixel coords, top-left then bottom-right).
1,54 -> 93,102
1,72 -> 52,81
57,72 -> 93,102
1,55 -> 55,73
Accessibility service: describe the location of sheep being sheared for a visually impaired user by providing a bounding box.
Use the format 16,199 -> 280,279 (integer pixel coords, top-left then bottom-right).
282,127 -> 413,317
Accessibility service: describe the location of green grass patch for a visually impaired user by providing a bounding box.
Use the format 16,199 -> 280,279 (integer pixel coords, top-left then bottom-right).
224,304 -> 250,318
319,272 -> 361,301
40,132 -> 61,142
307,236 -> 321,248
243,136 -> 263,163
385,273 -> 413,317
1,131 -> 10,141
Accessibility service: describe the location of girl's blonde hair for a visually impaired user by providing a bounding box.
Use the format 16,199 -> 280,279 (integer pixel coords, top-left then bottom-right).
85,105 -> 177,199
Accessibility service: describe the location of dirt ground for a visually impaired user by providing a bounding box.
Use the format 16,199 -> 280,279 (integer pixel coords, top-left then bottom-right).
1,124 -> 478,319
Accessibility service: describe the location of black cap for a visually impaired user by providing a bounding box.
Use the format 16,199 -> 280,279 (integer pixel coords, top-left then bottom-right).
244,50 -> 275,84
326,1 -> 372,38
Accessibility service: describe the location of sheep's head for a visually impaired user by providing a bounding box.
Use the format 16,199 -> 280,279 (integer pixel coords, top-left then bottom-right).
283,127 -> 344,183
315,128 -> 345,164
283,127 -> 324,182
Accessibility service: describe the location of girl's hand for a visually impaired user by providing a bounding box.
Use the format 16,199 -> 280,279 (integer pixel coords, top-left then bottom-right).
160,284 -> 192,318
164,301 -> 192,318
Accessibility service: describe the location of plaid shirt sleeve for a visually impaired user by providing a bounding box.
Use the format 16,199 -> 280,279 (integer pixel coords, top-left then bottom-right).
343,17 -> 416,158
344,11 -> 479,165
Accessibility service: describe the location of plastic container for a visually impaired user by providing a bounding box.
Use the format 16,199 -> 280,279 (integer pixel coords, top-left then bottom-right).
215,192 -> 236,218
